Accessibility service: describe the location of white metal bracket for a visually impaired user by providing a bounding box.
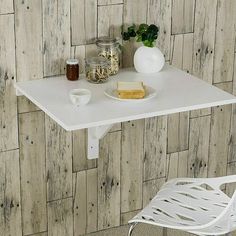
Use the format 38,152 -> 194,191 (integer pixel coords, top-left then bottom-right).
15,84 -> 23,96
87,124 -> 113,159
16,89 -> 23,96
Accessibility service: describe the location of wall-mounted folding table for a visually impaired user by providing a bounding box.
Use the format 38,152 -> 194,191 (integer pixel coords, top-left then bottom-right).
15,65 -> 236,159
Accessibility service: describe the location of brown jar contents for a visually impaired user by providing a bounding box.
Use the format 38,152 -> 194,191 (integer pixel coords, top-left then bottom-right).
66,59 -> 79,81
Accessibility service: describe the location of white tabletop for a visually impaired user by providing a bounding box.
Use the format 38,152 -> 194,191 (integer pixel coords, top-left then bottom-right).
15,65 -> 236,131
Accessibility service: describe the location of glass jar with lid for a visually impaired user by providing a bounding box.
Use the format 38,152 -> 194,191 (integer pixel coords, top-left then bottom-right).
85,57 -> 110,84
66,59 -> 79,81
96,37 -> 120,76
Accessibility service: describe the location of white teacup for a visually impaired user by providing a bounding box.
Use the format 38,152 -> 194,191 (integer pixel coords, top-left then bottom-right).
69,89 -> 91,106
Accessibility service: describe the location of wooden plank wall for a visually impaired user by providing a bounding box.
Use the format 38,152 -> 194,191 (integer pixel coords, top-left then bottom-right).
0,0 -> 236,235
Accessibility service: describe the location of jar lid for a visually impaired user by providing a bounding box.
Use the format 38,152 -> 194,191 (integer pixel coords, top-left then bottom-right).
66,59 -> 79,65
96,37 -> 119,47
86,57 -> 110,67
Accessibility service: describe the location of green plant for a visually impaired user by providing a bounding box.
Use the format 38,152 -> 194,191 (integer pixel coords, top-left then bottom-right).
121,24 -> 159,48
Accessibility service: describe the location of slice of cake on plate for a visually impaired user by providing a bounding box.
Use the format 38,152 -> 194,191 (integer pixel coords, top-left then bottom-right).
117,81 -> 146,99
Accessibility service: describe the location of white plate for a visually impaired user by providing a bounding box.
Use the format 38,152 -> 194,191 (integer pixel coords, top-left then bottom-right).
104,83 -> 157,102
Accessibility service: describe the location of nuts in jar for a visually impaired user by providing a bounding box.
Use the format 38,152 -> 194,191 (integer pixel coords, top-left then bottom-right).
85,57 -> 110,84
96,37 -> 120,76
66,59 -> 79,81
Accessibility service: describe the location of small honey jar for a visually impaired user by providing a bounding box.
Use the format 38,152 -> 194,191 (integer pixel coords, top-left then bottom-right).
66,59 -> 79,81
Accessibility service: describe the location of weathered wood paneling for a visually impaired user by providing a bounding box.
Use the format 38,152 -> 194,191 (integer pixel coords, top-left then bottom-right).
0,14 -> 18,152
45,116 -> 72,201
1,1 -> 236,236
167,34 -> 193,153
170,33 -> 193,73
121,210 -> 140,226
167,112 -> 189,153
143,177 -> 166,227
0,150 -> 22,236
73,171 -> 86,235
182,33 -> 194,73
170,34 -> 183,68
48,198 -> 73,236
229,53 -> 236,163
98,0 -> 123,5
166,152 -> 178,180
208,83 -> 232,177
109,123 -> 122,132
86,44 -> 98,58
166,151 -> 188,180
34,232 -> 48,236
15,0 -> 43,81
15,0 -> 43,113
121,120 -> 144,213
33,233 -> 48,236
188,116 -> 211,178
43,0 -> 70,76
98,131 -> 121,230
17,97 -> 39,114
172,0 -> 195,34
86,168 -> 98,233
98,4 -> 123,38
71,0 -> 86,46
191,0 -> 217,118
192,0 -> 217,84
19,111 -> 47,235
85,0 -> 98,44
123,0 -> 147,67
123,0 -> 147,24
213,0 -> 236,83
72,129 -> 96,172
143,178 -> 165,205
144,117 -> 167,181
0,0 -> 13,14
73,168 -> 98,235
71,0 -> 98,45
70,45 -> 86,74
178,151 -> 189,178
147,0 -> 172,60
229,104 -> 236,163
226,162 -> 236,197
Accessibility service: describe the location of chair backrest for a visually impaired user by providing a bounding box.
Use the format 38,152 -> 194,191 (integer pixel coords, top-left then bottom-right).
205,175 -> 236,189
169,175 -> 236,233
198,188 -> 236,233
129,175 -> 236,235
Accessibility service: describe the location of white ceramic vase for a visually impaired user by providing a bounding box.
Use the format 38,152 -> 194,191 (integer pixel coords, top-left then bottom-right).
134,46 -> 165,73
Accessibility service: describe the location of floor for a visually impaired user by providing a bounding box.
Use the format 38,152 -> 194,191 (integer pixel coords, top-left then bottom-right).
86,224 -> 191,236
87,224 -> 236,236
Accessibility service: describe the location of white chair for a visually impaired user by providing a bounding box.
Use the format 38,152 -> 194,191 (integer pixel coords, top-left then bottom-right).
128,175 -> 236,236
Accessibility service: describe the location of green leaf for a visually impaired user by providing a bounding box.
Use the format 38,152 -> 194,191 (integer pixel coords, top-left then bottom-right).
136,35 -> 142,42
128,24 -> 136,33
141,32 -> 148,41
143,39 -> 156,48
130,30 -> 137,37
137,24 -> 148,34
126,24 -> 136,37
121,23 -> 159,47
122,32 -> 130,41
143,40 -> 151,47
148,24 -> 159,34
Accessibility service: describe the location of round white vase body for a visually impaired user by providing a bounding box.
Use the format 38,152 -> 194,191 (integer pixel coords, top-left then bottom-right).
134,46 -> 165,73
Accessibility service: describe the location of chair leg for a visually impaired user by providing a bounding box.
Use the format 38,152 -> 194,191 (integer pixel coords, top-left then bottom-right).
128,223 -> 138,236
